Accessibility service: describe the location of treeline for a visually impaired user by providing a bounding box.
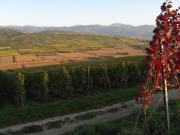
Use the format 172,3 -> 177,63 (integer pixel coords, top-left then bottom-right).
0,56 -> 145,106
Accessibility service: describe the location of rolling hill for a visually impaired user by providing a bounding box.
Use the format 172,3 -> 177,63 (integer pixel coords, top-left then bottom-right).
0,28 -> 149,54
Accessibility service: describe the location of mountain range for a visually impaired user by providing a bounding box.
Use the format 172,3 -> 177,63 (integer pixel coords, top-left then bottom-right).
0,23 -> 155,39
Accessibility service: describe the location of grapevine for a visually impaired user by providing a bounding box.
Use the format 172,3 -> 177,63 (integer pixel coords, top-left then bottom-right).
138,1 -> 180,115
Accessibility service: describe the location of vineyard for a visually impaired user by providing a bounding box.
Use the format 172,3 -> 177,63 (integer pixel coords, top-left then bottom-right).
0,0 -> 180,134
0,56 -> 145,106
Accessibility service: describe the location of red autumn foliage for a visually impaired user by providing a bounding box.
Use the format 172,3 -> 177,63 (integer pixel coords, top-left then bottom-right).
138,1 -> 180,114
140,84 -> 145,89
140,91 -> 145,96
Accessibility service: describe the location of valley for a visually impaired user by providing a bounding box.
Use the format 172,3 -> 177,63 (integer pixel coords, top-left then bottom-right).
0,28 -> 146,70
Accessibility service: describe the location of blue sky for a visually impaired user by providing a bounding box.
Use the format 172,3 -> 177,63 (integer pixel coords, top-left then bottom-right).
0,0 -> 179,26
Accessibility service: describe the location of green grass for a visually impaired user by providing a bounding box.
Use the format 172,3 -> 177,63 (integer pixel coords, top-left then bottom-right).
0,86 -> 141,128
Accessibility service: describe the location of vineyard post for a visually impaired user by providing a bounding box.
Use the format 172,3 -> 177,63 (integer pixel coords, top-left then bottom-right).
160,42 -> 170,134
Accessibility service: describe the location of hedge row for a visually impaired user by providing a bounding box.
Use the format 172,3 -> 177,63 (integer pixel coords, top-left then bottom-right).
0,57 -> 145,106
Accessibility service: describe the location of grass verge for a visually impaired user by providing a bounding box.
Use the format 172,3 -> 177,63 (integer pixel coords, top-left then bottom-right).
66,99 -> 180,135
0,86 -> 141,128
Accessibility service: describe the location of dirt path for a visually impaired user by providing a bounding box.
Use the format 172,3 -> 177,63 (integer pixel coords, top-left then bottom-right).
0,89 -> 179,135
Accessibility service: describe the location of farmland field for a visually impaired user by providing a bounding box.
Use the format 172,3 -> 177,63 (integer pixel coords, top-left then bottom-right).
0,46 -> 145,70
0,28 -> 147,70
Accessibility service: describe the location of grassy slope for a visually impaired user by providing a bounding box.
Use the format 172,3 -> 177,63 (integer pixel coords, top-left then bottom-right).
0,86 -> 141,128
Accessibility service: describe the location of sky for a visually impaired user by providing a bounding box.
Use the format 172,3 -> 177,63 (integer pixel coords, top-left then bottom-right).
0,0 -> 179,27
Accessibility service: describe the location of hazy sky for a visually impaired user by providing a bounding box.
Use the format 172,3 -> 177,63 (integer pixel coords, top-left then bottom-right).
0,0 -> 179,27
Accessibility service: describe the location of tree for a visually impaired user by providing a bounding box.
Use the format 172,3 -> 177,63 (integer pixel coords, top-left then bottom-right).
138,1 -> 180,134
16,71 -> 25,106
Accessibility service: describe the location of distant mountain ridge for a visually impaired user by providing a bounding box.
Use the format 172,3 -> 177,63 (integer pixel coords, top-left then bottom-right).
0,23 -> 155,39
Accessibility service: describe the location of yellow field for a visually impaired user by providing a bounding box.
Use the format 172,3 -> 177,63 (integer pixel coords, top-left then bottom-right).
19,48 -> 57,54
120,38 -> 146,46
0,50 -> 19,56
82,45 -> 104,48
51,44 -> 68,47
0,47 -> 11,50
